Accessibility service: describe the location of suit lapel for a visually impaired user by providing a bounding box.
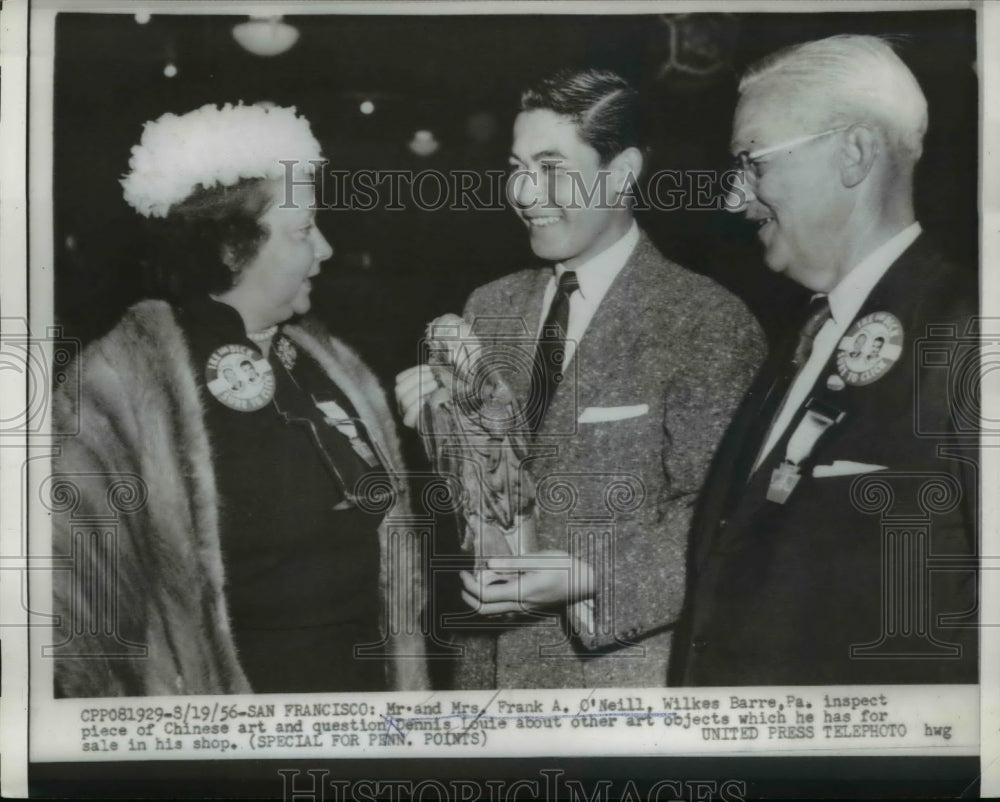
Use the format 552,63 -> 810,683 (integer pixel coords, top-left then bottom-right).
476,268 -> 552,407
538,237 -> 648,436
513,268 -> 553,331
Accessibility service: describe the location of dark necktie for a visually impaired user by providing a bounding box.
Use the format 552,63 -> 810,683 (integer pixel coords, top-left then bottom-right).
528,270 -> 579,432
730,295 -> 832,489
791,296 -> 833,372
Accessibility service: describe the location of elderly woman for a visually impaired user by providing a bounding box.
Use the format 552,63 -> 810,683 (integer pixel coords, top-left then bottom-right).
52,103 -> 427,696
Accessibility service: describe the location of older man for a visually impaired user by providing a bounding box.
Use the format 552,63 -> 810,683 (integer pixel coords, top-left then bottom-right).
398,68 -> 764,688
670,35 -> 978,686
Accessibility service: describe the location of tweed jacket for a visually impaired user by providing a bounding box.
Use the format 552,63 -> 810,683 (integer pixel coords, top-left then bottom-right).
671,238 -> 978,686
51,300 -> 428,697
453,231 -> 765,688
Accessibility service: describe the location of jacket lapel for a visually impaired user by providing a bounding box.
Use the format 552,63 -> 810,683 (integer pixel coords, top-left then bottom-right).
508,267 -> 553,334
538,236 -> 649,436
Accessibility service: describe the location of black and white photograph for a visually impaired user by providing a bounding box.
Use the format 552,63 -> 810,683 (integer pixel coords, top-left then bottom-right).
1,0 -> 996,798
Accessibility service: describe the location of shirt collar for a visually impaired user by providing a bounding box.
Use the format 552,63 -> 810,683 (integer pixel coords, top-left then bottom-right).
825,222 -> 922,327
554,220 -> 639,301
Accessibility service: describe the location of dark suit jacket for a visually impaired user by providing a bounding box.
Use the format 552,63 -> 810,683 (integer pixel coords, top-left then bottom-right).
454,230 -> 765,688
671,237 -> 978,686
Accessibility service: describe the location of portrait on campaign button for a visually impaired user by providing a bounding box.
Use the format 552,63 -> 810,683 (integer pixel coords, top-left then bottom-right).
205,344 -> 275,411
836,311 -> 904,386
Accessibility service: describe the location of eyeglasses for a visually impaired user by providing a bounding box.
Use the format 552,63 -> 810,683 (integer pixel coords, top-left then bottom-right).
730,125 -> 851,181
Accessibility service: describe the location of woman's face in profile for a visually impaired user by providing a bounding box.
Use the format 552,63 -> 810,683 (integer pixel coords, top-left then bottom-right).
224,177 -> 334,329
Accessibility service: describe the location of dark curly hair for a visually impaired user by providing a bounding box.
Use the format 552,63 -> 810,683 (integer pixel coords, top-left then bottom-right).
520,68 -> 642,165
141,177 -> 276,300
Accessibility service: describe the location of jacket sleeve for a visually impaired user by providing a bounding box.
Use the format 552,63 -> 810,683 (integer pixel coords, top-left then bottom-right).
581,294 -> 766,649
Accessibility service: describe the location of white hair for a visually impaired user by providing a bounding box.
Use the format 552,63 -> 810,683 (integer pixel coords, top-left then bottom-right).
739,35 -> 928,162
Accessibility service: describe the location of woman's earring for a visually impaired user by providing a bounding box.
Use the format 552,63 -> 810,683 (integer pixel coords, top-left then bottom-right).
221,246 -> 242,279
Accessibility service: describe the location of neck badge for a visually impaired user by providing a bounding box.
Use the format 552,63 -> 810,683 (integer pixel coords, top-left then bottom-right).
205,344 -> 275,411
313,398 -> 381,467
766,397 -> 845,504
835,311 -> 904,386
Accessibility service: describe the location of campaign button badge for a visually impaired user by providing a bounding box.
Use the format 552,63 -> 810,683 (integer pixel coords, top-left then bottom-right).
206,344 -> 275,411
835,311 -> 903,387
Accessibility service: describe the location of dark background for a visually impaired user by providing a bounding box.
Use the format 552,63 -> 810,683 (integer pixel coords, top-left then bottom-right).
53,9 -> 978,378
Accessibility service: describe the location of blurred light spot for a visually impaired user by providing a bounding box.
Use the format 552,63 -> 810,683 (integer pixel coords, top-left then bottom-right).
232,16 -> 300,57
360,100 -> 375,115
408,130 -> 439,157
135,12 -> 152,25
164,63 -> 178,78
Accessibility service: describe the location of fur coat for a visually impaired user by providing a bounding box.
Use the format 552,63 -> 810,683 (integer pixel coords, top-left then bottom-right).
51,300 -> 428,697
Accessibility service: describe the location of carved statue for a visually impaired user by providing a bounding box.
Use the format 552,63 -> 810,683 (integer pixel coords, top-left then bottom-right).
420,314 -> 537,562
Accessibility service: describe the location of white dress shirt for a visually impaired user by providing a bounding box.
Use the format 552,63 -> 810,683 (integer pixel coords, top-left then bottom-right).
754,222 -> 922,471
536,221 -> 640,369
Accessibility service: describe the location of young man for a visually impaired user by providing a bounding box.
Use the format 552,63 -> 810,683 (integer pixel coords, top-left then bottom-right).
398,68 -> 764,688
671,36 -> 978,686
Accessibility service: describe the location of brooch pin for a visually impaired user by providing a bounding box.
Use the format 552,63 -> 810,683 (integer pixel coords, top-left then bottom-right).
274,335 -> 298,372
